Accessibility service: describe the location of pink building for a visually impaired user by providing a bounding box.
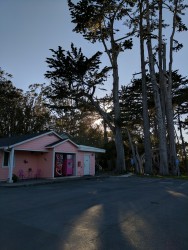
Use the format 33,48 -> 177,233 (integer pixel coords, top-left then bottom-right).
0,131 -> 105,183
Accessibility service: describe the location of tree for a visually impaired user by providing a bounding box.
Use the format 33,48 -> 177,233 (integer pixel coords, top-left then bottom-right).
146,0 -> 187,175
45,0 -> 187,174
49,103 -> 104,148
172,72 -> 188,173
129,0 -> 187,175
165,0 -> 187,175
45,44 -> 114,126
0,69 -> 51,137
138,0 -> 153,174
68,0 -> 136,172
144,0 -> 169,175
120,70 -> 188,174
45,0 -> 136,173
21,84 -> 51,134
0,68 -> 24,137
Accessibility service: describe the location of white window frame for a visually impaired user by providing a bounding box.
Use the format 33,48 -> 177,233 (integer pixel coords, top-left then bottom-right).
2,151 -> 15,168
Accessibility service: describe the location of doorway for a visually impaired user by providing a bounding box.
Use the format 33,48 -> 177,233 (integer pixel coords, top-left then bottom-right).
84,155 -> 90,175
54,153 -> 74,177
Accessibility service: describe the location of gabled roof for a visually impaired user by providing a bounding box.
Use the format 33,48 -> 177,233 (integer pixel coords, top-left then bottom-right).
0,131 -> 62,149
0,131 -> 106,153
45,138 -> 78,148
45,139 -> 66,147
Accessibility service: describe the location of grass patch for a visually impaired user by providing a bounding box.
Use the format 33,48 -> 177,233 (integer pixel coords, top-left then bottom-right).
136,173 -> 188,180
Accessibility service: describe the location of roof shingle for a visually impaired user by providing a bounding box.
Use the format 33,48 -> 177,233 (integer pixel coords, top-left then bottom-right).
0,131 -> 51,148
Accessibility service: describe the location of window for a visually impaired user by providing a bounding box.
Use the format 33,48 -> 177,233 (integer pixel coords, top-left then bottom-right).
3,151 -> 9,167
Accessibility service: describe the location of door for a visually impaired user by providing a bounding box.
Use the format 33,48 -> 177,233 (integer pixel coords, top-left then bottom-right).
84,155 -> 90,175
54,153 -> 64,177
63,154 -> 73,176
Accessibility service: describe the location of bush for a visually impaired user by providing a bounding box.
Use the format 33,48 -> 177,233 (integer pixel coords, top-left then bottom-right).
12,174 -> 19,183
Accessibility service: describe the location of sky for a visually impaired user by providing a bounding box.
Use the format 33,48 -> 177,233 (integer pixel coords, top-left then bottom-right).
0,0 -> 188,94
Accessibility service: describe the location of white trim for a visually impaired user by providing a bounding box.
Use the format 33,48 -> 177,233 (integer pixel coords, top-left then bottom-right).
78,145 -> 106,153
2,151 -> 9,168
75,154 -> 77,176
54,151 -> 76,154
2,150 -> 15,168
52,148 -> 55,178
15,149 -> 49,152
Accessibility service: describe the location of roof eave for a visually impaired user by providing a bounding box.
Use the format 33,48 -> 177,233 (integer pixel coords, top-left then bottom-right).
78,145 -> 106,153
45,139 -> 79,149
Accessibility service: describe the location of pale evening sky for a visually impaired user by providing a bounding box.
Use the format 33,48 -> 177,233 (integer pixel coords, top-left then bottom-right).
0,0 -> 188,94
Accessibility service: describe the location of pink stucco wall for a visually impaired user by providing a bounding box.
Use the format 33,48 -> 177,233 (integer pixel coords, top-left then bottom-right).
39,149 -> 54,178
14,151 -> 38,179
15,133 -> 60,151
0,149 -> 54,181
54,141 -> 78,153
13,150 -> 53,179
12,133 -> 58,179
77,152 -> 84,176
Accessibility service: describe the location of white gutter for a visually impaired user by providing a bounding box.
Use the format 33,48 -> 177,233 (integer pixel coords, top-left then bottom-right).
78,145 -> 106,153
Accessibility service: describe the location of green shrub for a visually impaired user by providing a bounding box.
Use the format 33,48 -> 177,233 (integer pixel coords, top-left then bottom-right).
12,174 -> 19,183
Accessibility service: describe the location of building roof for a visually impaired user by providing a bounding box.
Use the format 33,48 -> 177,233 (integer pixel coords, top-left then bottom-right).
78,145 -> 106,153
0,131 -> 47,148
45,139 -> 65,147
0,131 -> 105,153
45,138 -> 79,148
0,131 -> 61,149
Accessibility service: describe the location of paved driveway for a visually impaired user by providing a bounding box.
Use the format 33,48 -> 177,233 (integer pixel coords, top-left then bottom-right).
0,176 -> 188,250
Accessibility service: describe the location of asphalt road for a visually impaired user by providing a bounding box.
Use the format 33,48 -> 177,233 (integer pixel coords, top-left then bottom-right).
0,176 -> 188,250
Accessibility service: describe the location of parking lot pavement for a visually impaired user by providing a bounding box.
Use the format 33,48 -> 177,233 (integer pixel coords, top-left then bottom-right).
0,176 -> 188,250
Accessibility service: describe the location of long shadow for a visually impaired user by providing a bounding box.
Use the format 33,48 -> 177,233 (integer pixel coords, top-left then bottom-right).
56,179 -> 140,249
56,178 -> 188,250
1,178 -> 188,249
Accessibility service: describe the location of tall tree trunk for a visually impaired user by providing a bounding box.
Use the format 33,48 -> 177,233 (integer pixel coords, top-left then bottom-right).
139,0 -> 153,174
166,0 -> 179,175
158,0 -> 166,122
114,125 -> 126,173
100,19 -> 126,173
146,0 -> 169,175
157,0 -> 178,175
127,128 -> 140,174
103,120 -> 108,145
109,20 -> 126,173
113,56 -> 126,172
178,110 -> 188,173
135,145 -> 143,174
89,97 -> 125,172
165,90 -> 178,174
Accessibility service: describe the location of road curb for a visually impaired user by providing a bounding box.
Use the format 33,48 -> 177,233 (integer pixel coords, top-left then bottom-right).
0,175 -> 110,188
